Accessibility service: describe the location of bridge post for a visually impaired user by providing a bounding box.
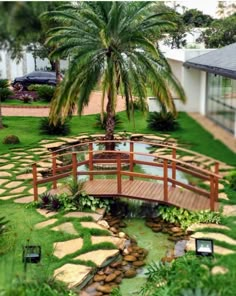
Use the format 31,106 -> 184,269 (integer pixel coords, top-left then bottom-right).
163,159 -> 168,202
52,152 -> 57,189
72,152 -> 77,182
210,175 -> 215,211
117,153 -> 122,194
130,142 -> 134,181
32,163 -> 38,202
89,143 -> 93,181
214,162 -> 219,201
171,147 -> 176,188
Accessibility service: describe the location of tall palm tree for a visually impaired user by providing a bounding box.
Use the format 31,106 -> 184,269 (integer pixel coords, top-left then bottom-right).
44,2 -> 186,149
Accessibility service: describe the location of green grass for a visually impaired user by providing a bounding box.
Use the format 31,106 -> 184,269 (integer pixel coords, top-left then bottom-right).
2,99 -> 49,107
1,112 -> 235,165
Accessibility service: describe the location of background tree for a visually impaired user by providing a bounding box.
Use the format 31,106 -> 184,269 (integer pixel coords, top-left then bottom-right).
199,14 -> 236,48
44,2 -> 186,149
182,9 -> 213,28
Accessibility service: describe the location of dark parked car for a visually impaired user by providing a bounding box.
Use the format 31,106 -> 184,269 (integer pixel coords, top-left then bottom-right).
11,71 -> 62,91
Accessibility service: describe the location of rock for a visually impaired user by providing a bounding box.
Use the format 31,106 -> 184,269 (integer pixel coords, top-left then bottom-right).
110,261 -> 122,268
94,274 -> 106,282
118,232 -> 126,238
98,220 -> 109,229
171,226 -> 182,233
110,227 -> 119,233
211,266 -> 229,275
124,255 -> 137,262
115,276 -> 123,284
96,285 -> 113,294
161,256 -> 174,263
152,227 -> 162,232
124,269 -> 137,278
114,270 -> 122,276
133,260 -> 145,267
105,273 -> 117,282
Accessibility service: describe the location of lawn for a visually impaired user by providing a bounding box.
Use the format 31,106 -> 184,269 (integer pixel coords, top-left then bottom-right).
0,111 -> 235,165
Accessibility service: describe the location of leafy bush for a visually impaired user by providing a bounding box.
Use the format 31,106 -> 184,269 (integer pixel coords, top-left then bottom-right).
39,192 -> 61,211
27,84 -> 41,91
79,195 -> 112,212
225,171 -> 236,191
35,85 -> 55,102
0,79 -> 13,102
3,135 -> 20,144
20,93 -> 33,103
158,206 -> 222,230
39,117 -> 70,136
94,113 -> 123,130
147,111 -> 179,131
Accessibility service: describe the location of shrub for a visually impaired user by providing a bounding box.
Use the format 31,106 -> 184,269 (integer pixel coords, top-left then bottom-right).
39,192 -> 62,211
147,111 -> 179,131
39,117 -> 70,136
225,171 -> 236,191
0,79 -> 13,102
3,135 -> 20,144
20,93 -> 33,103
35,85 -> 55,102
79,195 -> 113,212
94,113 -> 123,130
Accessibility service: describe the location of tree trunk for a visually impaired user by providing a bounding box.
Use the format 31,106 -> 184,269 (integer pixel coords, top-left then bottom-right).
50,59 -> 61,84
105,90 -> 115,150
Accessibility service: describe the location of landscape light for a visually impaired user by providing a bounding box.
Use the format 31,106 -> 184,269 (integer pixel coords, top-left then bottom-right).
22,245 -> 41,272
195,238 -> 214,257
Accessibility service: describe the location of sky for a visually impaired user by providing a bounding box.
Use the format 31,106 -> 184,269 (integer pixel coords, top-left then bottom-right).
166,0 -> 219,17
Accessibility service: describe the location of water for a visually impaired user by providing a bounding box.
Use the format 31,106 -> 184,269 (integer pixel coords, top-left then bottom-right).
76,142 -> 187,183
119,218 -> 174,295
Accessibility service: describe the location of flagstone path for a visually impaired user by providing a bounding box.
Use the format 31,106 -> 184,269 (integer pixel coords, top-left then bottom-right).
0,134 -> 235,290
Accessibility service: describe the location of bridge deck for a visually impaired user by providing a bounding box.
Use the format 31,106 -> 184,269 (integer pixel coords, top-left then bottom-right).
83,179 -> 219,211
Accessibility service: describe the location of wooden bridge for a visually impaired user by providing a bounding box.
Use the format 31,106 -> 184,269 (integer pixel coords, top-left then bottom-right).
32,140 -> 221,211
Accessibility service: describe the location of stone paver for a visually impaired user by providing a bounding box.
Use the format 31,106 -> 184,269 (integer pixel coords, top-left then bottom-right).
53,238 -> 84,258
191,232 -> 236,246
211,266 -> 229,275
91,236 -> 126,250
223,205 -> 236,216
75,249 -> 119,267
0,164 -> 15,170
54,264 -> 92,289
218,192 -> 229,200
0,172 -> 12,177
28,186 -> 47,195
0,188 -> 6,195
36,208 -> 57,218
80,222 -> 108,231
43,142 -> 66,149
16,173 -> 33,180
0,195 -> 16,200
0,179 -> 7,185
64,211 -> 102,222
35,218 -> 58,229
51,222 -> 78,235
4,181 -> 23,189
9,186 -> 27,194
14,196 -> 32,203
0,159 -> 8,163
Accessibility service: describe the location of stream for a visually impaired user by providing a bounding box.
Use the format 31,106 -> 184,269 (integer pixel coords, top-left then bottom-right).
119,218 -> 174,295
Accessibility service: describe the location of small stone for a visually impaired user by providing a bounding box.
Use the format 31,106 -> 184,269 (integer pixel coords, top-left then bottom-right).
105,273 -> 117,282
96,285 -> 113,294
118,232 -> 126,238
133,260 -> 145,267
211,266 -> 229,275
94,274 -> 106,282
97,220 -> 109,229
124,269 -> 137,278
124,255 -> 137,262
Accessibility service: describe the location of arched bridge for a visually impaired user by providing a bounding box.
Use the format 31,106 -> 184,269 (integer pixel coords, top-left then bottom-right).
32,140 -> 221,211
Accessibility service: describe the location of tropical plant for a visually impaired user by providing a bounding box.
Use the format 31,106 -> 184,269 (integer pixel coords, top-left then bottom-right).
36,85 -> 55,102
43,1 -> 186,150
225,170 -> 236,191
94,113 -> 123,130
158,206 -> 222,230
147,110 -> 179,131
0,79 -> 13,129
39,117 -> 70,135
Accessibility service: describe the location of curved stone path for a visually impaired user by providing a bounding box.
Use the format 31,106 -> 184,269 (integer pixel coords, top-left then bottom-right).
0,134 -> 236,288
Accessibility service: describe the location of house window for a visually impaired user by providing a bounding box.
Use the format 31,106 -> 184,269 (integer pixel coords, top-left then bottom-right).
206,73 -> 236,134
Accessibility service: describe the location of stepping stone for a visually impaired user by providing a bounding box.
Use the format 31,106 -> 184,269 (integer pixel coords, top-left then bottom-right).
36,208 -> 57,218
143,135 -> 165,141
0,179 -> 7,185
74,136 -> 89,140
9,186 -> 27,194
12,152 -> 27,155
223,205 -> 236,216
187,223 -> 230,232
180,156 -> 196,162
64,212 -> 102,222
80,222 -> 107,231
211,266 -> 229,275
37,162 -> 52,168
53,264 -> 92,289
53,238 -> 83,258
0,195 -> 18,200
0,188 -> 6,195
75,249 -> 119,267
0,159 -> 8,163
191,232 -> 236,246
16,174 -> 33,180
0,164 -> 15,170
218,192 -> 229,200
28,186 -> 47,195
91,236 -> 126,250
43,142 -> 65,149
51,222 -> 78,235
203,181 -> 224,190
35,218 -> 58,229
4,181 -> 23,189
57,137 -> 79,144
14,196 -> 32,203
186,238 -> 234,255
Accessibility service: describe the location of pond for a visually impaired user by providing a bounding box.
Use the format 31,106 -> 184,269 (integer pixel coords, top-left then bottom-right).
75,142 -> 187,184
120,218 -> 174,295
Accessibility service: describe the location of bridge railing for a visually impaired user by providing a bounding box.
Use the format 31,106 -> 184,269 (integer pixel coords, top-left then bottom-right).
32,140 -> 221,211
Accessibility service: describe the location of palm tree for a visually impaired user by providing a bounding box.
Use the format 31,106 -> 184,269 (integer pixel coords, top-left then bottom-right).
44,2 -> 186,149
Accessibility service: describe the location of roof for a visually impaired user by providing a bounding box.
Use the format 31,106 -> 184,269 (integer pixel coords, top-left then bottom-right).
183,43 -> 236,79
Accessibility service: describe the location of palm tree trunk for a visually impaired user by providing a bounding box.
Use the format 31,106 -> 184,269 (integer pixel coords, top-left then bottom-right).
105,91 -> 115,150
